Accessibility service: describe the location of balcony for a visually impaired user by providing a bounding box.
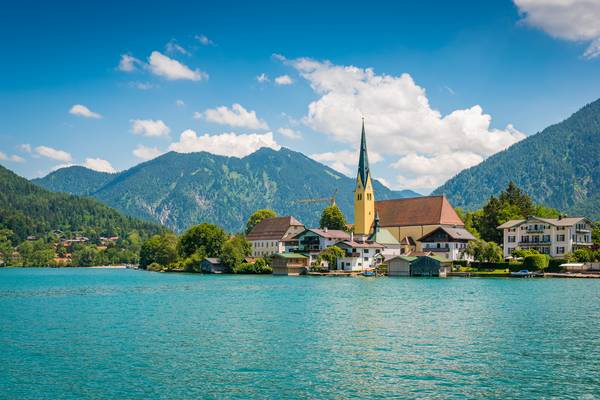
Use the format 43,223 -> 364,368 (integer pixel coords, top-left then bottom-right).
518,240 -> 551,245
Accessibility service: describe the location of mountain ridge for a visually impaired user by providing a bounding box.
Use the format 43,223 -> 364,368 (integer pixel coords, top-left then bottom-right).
33,147 -> 421,232
433,98 -> 600,219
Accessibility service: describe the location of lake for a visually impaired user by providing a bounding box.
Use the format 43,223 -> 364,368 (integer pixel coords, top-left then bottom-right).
1,268 -> 599,399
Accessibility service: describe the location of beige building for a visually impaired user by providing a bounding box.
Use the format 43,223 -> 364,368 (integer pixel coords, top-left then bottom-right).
247,216 -> 304,257
497,216 -> 593,258
271,253 -> 308,275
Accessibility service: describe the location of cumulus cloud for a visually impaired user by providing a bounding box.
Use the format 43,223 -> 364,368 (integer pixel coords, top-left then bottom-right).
196,34 -> 215,46
176,99 -> 185,107
198,103 -> 269,130
35,146 -> 72,162
84,158 -> 116,173
148,51 -> 207,81
277,127 -> 302,140
130,119 -> 171,137
311,149 -> 383,176
133,144 -> 163,160
118,54 -> 141,72
20,144 -> 32,153
514,0 -> 600,59
283,57 -> 524,191
168,130 -> 280,158
69,104 -> 101,119
274,75 -> 293,85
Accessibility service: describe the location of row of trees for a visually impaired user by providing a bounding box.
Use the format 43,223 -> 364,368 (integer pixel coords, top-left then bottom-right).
140,223 -> 256,273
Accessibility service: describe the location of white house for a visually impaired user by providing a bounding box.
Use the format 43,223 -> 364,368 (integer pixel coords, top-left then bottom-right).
497,216 -> 593,258
417,226 -> 476,261
293,228 -> 350,264
334,238 -> 384,271
246,216 -> 304,257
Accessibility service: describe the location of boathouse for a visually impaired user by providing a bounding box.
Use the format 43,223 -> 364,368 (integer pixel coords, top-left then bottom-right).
271,253 -> 308,276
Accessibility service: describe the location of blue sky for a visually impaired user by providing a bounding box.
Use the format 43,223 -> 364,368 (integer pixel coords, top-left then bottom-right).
1,0 -> 599,193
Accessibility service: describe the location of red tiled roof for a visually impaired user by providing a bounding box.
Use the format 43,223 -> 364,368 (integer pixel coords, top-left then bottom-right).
304,228 -> 350,240
375,195 -> 464,227
246,216 -> 304,241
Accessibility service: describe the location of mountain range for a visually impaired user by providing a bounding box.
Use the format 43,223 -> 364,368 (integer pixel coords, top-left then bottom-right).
433,98 -> 600,219
33,148 -> 419,232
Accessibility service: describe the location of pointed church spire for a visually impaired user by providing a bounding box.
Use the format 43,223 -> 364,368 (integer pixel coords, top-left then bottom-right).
357,117 -> 370,186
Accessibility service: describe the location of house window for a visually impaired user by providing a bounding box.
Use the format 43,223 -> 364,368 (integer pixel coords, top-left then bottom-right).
363,249 -> 369,253
363,257 -> 368,261
508,236 -> 516,243
556,234 -> 565,242
557,247 -> 565,254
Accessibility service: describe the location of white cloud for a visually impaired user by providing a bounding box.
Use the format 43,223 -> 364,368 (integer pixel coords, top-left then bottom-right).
133,145 -> 163,160
274,75 -> 293,85
35,146 -> 72,162
176,99 -> 185,107
256,73 -> 269,83
84,158 -> 116,173
311,149 -> 383,176
20,144 -> 32,153
118,54 -> 141,72
10,155 -> 25,163
196,35 -> 215,46
198,103 -> 269,129
168,130 -> 280,158
277,127 -> 302,140
514,0 -> 600,59
0,152 -> 23,163
130,119 -> 171,137
284,57 -> 525,192
69,104 -> 101,119
50,163 -> 75,172
148,51 -> 207,81
166,40 -> 189,55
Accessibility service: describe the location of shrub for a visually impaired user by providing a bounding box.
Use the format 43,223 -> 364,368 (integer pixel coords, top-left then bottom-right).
453,260 -> 469,267
233,261 -> 272,274
147,262 -> 163,272
522,254 -> 549,271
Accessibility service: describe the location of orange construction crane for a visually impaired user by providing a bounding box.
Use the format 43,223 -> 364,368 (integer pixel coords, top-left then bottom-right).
296,188 -> 339,206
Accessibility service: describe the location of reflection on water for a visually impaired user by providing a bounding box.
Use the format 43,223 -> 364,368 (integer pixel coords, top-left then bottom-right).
1,268 -> 599,399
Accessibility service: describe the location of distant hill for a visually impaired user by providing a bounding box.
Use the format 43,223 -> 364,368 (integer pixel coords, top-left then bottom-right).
0,165 -> 166,242
33,147 -> 420,232
433,98 -> 600,220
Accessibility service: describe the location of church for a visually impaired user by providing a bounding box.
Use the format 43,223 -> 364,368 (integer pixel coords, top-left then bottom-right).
352,121 -> 474,259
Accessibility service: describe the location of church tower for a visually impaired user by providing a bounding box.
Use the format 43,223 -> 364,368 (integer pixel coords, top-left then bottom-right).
353,119 -> 375,236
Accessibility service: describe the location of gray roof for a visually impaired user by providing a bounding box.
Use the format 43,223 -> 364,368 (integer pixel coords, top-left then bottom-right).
203,258 -> 221,264
418,226 -> 477,241
497,216 -> 590,229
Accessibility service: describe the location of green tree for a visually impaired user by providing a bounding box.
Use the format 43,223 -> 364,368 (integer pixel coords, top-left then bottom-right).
316,245 -> 345,269
319,204 -> 347,231
71,246 -> 100,267
245,209 -> 277,234
462,240 -> 503,263
178,223 -> 227,259
233,258 -> 272,274
523,254 -> 549,271
0,229 -> 14,267
140,234 -> 178,269
593,222 -> 600,245
220,235 -> 251,272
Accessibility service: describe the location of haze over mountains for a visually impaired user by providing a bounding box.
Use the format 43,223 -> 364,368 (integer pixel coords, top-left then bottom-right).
433,98 -> 600,219
34,148 -> 419,232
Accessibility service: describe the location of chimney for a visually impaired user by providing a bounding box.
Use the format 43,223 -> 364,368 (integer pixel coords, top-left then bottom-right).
350,232 -> 354,242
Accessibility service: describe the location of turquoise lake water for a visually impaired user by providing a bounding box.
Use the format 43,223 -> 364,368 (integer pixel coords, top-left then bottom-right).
1,269 -> 600,399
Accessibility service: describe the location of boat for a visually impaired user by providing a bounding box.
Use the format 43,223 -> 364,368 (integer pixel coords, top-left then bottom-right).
362,268 -> 376,277
510,269 -> 535,277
